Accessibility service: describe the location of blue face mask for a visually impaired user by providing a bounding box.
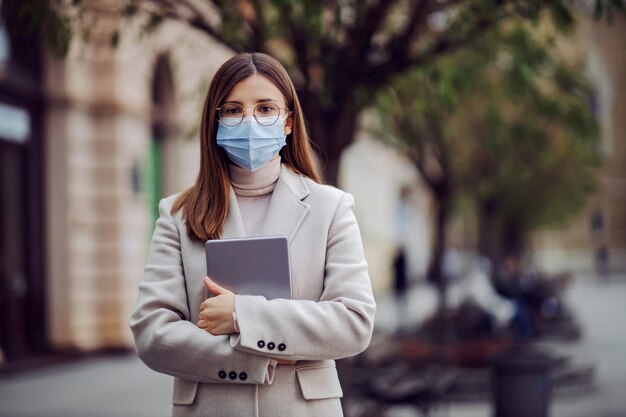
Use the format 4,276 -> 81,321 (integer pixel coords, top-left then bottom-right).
216,116 -> 288,171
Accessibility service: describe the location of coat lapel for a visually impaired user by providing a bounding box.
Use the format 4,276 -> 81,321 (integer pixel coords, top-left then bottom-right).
221,187 -> 247,238
260,165 -> 310,241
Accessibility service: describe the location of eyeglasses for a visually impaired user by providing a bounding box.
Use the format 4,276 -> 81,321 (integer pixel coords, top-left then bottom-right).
216,103 -> 291,127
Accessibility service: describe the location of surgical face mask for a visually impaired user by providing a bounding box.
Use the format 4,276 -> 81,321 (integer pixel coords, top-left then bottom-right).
216,116 -> 288,171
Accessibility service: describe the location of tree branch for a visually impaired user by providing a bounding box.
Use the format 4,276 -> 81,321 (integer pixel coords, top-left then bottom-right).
361,2 -> 516,99
338,0 -> 398,82
246,0 -> 269,52
273,0 -> 311,89
139,0 -> 243,51
408,148 -> 437,191
383,0 -> 433,64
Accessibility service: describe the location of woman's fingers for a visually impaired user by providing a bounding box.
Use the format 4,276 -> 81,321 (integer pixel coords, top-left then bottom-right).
197,283 -> 236,335
197,319 -> 231,335
204,276 -> 233,296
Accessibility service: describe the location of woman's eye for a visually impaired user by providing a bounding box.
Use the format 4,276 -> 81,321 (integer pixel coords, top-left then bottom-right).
258,105 -> 275,114
225,107 -> 242,115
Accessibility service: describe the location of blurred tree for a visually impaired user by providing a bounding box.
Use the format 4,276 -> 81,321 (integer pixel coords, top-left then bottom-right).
375,23 -> 601,308
1,0 -> 72,57
458,29 -> 601,264
6,0 -> 622,183
115,0 -> 621,184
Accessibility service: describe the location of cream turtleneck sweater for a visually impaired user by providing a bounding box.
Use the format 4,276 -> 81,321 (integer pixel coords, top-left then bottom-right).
228,156 -> 281,237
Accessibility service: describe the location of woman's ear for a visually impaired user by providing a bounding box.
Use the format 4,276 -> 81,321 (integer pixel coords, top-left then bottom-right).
284,113 -> 293,136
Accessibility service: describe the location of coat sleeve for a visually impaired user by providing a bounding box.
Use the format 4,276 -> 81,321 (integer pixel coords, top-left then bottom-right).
130,198 -> 278,385
230,193 -> 376,361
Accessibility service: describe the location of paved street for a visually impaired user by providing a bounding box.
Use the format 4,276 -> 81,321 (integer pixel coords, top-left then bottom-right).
375,274 -> 626,417
1,274 -> 625,417
450,275 -> 626,417
0,353 -> 172,417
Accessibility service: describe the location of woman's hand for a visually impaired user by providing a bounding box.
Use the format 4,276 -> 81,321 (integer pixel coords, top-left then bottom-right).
197,276 -> 237,335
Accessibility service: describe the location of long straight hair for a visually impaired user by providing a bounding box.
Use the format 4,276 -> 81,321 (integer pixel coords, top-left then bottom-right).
172,53 -> 323,241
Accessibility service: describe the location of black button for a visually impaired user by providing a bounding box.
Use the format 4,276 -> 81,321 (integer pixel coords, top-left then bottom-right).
267,342 -> 275,351
229,371 -> 237,380
278,343 -> 286,351
257,340 -> 265,348
218,370 -> 227,379
239,372 -> 248,381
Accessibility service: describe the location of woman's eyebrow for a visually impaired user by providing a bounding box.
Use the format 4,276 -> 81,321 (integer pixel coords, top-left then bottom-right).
222,98 -> 279,105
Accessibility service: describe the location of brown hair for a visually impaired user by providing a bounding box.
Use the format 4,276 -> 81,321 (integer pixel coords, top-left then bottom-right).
172,53 -> 323,241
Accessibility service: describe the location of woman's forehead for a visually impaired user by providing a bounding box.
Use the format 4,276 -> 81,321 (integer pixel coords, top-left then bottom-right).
225,74 -> 285,105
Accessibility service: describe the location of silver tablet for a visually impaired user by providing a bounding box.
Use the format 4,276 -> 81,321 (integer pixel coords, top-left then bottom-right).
205,236 -> 292,300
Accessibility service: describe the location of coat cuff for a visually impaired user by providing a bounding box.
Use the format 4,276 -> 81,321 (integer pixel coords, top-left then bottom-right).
228,333 -> 278,384
231,295 -> 293,357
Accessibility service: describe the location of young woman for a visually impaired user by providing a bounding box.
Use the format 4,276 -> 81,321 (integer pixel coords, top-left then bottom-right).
130,52 -> 376,417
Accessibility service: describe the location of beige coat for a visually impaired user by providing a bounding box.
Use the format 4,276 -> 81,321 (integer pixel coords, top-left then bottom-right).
130,164 -> 376,417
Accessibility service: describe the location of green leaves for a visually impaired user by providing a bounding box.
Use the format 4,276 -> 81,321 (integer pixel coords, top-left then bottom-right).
375,20 -> 602,247
3,0 -> 73,56
548,1 -> 575,32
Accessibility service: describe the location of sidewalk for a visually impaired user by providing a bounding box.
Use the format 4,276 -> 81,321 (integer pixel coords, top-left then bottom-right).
0,353 -> 171,417
0,274 -> 624,417
374,274 -> 626,417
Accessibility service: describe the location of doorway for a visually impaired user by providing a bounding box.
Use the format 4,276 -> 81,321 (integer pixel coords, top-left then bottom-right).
0,1 -> 47,366
0,112 -> 46,363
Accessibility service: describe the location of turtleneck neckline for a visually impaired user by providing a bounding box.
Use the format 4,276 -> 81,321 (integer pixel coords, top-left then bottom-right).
228,156 -> 281,197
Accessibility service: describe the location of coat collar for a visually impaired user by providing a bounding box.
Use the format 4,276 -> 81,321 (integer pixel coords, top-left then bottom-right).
222,164 -> 311,241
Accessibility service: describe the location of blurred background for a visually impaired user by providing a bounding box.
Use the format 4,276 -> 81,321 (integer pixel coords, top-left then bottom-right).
0,0 -> 625,416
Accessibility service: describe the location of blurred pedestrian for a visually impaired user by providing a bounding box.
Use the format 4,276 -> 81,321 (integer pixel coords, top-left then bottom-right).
590,210 -> 610,280
595,246 -> 610,280
493,255 -> 536,340
393,247 -> 409,328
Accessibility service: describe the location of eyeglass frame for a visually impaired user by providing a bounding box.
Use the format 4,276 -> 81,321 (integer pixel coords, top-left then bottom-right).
215,103 -> 292,127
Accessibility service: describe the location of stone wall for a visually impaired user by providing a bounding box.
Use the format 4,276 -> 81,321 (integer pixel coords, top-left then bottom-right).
533,15 -> 626,276
44,4 -> 232,349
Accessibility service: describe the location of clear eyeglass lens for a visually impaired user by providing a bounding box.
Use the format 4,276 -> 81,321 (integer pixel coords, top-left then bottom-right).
218,103 -> 281,126
254,104 -> 279,126
219,104 -> 244,126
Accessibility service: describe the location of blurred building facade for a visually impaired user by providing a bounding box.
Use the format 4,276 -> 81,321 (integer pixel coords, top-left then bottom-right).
533,15 -> 626,276
341,129 -> 433,295
0,6 -> 47,364
0,3 -> 232,364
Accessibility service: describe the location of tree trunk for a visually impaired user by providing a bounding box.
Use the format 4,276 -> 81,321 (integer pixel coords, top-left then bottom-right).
427,195 -> 449,304
478,199 -> 503,267
426,186 -> 452,349
299,92 -> 357,185
502,219 -> 526,257
478,202 -> 529,270
427,203 -> 448,312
